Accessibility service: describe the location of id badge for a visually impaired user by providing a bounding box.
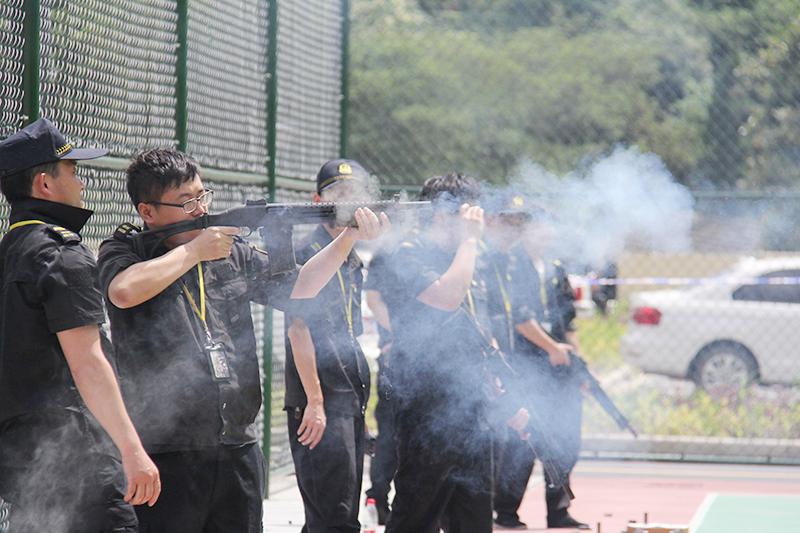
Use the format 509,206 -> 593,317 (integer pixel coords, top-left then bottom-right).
205,342 -> 232,382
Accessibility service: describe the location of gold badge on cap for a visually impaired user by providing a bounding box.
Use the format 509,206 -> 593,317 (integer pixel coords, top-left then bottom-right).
513,196 -> 523,206
338,163 -> 353,175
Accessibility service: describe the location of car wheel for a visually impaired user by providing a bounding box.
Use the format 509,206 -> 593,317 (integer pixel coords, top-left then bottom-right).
691,343 -> 759,394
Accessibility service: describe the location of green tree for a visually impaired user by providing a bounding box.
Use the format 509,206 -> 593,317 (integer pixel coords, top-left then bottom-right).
348,0 -> 714,187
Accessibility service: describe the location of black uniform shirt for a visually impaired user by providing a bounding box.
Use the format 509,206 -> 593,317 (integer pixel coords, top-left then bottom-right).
380,230 -> 490,431
508,247 -> 577,355
0,198 -> 104,425
98,229 -> 296,452
284,224 -> 369,417
476,240 -> 520,355
365,245 -> 393,354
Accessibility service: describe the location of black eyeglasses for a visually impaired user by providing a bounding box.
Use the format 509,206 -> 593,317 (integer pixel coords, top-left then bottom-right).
149,189 -> 214,214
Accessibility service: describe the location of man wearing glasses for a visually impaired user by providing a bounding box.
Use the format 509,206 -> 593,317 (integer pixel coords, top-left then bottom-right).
97,148 -> 388,533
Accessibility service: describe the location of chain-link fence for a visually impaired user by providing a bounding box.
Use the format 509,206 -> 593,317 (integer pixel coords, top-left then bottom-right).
0,0 -> 347,485
3,4 -> 800,517
348,0 -> 800,192
345,0 -> 800,464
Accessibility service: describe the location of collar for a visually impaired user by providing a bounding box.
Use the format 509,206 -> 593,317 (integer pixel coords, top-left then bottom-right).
9,197 -> 94,233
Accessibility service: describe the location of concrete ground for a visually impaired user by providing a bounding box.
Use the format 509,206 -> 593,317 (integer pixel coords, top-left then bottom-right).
262,458 -> 800,532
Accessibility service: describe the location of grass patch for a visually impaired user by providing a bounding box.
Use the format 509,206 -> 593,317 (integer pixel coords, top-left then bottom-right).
578,304 -> 800,440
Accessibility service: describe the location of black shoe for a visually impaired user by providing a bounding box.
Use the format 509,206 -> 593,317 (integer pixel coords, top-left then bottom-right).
547,513 -> 590,529
494,516 -> 527,529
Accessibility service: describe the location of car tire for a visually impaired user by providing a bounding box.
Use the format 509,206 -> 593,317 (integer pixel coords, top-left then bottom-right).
690,342 -> 759,393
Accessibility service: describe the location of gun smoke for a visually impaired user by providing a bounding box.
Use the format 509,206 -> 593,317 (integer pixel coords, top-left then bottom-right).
505,145 -> 695,269
2,148 -> 694,526
353,145 -> 696,490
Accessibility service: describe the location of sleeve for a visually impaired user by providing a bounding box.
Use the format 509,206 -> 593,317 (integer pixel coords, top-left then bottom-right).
508,256 -> 539,326
390,241 -> 442,300
97,236 -> 142,300
40,244 -> 106,333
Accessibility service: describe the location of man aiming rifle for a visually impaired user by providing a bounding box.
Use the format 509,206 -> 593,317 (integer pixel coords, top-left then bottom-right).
97,148 -> 389,533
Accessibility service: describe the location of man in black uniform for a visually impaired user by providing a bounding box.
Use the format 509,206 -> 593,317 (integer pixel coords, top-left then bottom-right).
381,173 -> 528,533
0,119 -> 160,532
493,203 -> 589,530
98,149 -> 387,533
363,244 -> 398,525
284,159 -> 390,533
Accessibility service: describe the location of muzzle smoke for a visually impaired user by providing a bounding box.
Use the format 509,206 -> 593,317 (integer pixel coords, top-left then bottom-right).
507,145 -> 695,268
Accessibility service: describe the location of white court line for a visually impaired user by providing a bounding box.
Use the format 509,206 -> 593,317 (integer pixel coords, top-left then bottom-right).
688,493 -> 717,533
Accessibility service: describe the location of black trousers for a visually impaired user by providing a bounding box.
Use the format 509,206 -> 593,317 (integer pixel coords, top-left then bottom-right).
134,443 -> 266,533
385,405 -> 493,533
493,366 -> 583,523
365,376 -> 397,508
288,411 -> 365,533
0,410 -> 138,533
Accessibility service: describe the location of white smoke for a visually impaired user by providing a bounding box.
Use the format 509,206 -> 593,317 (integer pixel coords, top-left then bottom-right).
508,145 -> 695,269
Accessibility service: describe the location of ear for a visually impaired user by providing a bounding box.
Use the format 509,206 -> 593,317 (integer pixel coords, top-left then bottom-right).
30,172 -> 52,200
137,202 -> 155,225
313,192 -> 323,203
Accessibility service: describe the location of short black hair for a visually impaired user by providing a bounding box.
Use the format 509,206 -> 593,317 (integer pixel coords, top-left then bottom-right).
0,161 -> 61,202
419,172 -> 483,208
126,148 -> 200,206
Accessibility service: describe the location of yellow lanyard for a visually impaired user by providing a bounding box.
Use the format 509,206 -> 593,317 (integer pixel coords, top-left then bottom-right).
535,259 -> 549,316
336,269 -> 354,336
466,287 -> 476,317
478,241 -> 514,351
182,263 -> 209,336
8,220 -> 46,231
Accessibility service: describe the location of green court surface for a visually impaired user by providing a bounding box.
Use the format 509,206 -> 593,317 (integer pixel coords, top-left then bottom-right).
691,494 -> 800,533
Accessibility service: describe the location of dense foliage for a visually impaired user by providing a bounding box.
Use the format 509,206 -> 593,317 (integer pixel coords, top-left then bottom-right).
348,0 -> 800,190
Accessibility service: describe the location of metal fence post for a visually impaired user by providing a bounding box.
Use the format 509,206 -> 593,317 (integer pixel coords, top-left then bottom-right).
175,0 -> 189,152
339,0 -> 350,158
22,0 -> 40,125
261,0 -> 281,497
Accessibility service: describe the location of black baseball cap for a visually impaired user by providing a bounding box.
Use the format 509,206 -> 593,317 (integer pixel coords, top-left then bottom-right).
485,192 -> 533,222
0,118 -> 108,180
316,159 -> 370,194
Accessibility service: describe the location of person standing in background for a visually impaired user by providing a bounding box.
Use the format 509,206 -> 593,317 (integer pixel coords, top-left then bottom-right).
493,202 -> 589,530
363,241 -> 399,525
284,159 -> 391,533
0,119 -> 160,532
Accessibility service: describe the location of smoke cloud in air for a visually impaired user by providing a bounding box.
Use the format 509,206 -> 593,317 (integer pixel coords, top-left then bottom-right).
507,145 -> 695,268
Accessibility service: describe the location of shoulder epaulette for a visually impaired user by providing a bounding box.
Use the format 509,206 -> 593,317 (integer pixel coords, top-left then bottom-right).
114,222 -> 142,241
46,225 -> 81,244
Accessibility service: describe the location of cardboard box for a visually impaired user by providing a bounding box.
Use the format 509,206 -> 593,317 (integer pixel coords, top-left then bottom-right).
626,524 -> 689,533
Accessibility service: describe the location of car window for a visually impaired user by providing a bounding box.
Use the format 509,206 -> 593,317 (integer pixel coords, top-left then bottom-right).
732,270 -> 800,303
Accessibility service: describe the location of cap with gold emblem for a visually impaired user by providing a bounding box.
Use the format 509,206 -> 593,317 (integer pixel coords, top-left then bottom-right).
485,192 -> 533,222
315,158 -> 370,194
0,118 -> 108,180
